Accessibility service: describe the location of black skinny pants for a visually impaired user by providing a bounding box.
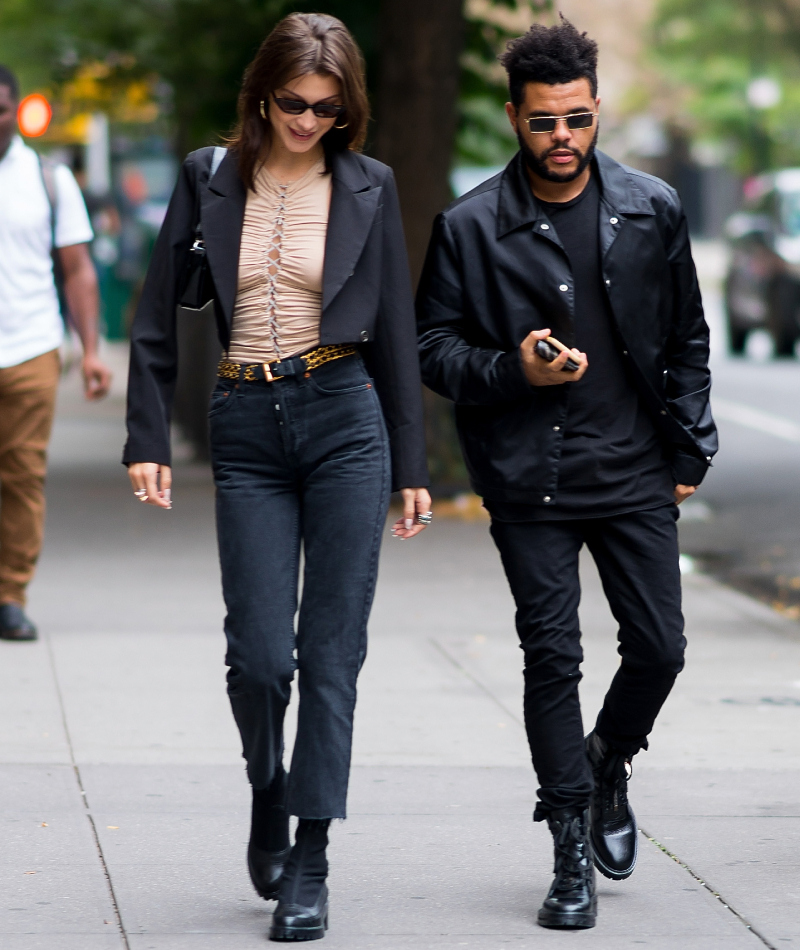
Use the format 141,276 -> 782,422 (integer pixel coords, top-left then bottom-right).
210,355 -> 390,819
489,505 -> 686,819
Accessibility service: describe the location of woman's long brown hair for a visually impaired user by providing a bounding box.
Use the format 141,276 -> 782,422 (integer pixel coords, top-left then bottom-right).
227,13 -> 369,191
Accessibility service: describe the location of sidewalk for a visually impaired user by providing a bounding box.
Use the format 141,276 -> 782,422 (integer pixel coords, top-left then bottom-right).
1,347 -> 799,949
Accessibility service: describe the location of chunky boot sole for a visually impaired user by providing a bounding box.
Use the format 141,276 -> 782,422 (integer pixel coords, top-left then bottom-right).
591,828 -> 638,881
269,911 -> 328,942
537,902 -> 597,930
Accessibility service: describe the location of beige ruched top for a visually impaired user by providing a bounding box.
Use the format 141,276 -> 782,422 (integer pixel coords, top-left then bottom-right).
227,158 -> 332,363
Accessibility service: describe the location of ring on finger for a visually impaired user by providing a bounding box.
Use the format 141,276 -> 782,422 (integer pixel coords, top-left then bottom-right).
416,510 -> 433,526
134,489 -> 147,498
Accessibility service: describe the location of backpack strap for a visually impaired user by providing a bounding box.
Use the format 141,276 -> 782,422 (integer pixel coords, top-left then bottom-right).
37,155 -> 58,249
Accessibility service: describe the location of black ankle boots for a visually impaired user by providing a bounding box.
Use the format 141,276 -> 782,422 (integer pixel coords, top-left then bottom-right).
585,730 -> 638,880
270,818 -> 330,942
248,768 -> 291,901
538,808 -> 597,930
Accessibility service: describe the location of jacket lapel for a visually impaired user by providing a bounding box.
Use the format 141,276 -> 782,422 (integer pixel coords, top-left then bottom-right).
323,150 -> 381,311
200,150 -> 246,328
595,150 -> 656,258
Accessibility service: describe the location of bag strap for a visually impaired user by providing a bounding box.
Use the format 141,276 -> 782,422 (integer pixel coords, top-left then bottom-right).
210,145 -> 226,179
192,147 -> 227,243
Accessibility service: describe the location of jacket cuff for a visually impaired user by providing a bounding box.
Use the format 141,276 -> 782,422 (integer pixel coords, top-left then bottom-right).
388,423 -> 430,493
122,440 -> 171,467
671,451 -> 709,487
495,349 -> 532,401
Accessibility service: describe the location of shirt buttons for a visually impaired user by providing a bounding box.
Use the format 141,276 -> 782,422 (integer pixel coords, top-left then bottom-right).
622,350 -> 628,355
553,426 -> 560,431
706,456 -> 712,461
610,216 -> 619,225
360,330 -> 369,342
660,410 -> 667,415
543,496 -> 552,503
540,223 -> 550,230
605,279 -> 611,286
559,284 -> 569,292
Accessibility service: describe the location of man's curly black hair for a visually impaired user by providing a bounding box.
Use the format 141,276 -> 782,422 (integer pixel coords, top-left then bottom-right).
0,65 -> 19,101
500,16 -> 598,106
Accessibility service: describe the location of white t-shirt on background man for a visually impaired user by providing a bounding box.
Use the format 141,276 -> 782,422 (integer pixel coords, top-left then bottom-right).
0,135 -> 94,368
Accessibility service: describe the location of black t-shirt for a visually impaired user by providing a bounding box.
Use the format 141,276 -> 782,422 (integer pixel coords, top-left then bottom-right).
487,170 -> 674,522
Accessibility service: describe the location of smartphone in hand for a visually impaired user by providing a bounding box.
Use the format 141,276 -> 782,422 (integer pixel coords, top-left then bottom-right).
534,336 -> 580,372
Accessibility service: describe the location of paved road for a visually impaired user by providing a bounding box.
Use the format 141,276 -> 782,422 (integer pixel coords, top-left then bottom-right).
1,338 -> 799,948
681,242 -> 800,616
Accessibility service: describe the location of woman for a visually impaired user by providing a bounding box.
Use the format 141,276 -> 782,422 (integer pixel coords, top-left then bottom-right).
123,13 -> 430,942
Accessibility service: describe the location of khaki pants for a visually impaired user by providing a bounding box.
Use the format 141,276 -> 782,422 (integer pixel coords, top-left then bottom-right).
0,350 -> 60,606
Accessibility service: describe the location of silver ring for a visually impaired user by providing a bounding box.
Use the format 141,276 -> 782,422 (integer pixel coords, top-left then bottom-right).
416,511 -> 433,526
134,489 -> 148,501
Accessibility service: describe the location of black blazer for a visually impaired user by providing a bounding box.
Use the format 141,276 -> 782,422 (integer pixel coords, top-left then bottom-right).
123,147 -> 429,491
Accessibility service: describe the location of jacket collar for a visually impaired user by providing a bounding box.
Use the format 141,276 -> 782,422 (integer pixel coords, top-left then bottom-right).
322,149 -> 381,310
496,148 -> 655,239
201,150 -> 247,328
202,147 -> 380,324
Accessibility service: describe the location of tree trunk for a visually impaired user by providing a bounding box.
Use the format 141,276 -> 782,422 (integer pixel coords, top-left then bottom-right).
375,0 -> 465,285
376,0 -> 469,493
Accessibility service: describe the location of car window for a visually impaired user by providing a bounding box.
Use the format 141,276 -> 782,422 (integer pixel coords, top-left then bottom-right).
781,191 -> 800,237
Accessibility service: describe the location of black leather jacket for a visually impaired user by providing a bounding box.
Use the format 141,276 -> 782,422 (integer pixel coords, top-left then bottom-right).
416,150 -> 718,506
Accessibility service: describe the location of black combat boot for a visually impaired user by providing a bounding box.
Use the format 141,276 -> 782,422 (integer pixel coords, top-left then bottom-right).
585,730 -> 638,880
248,767 -> 291,900
537,807 -> 597,930
269,818 -> 330,942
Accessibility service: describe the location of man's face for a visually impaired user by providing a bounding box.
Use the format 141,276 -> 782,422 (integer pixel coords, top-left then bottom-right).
0,84 -> 17,156
506,78 -> 600,184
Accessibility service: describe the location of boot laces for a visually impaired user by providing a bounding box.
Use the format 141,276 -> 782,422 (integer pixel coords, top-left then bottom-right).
551,816 -> 591,892
600,753 -> 633,816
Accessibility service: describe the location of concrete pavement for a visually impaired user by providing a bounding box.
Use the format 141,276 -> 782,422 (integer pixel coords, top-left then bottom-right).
1,343 -> 799,949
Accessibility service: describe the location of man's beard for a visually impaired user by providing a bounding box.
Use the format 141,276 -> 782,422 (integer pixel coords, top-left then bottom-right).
517,125 -> 599,183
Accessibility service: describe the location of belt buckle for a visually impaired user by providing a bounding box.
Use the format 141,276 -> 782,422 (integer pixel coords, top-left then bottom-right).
262,362 -> 283,382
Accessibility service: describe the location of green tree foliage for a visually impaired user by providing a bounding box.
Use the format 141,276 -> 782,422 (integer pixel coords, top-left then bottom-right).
458,0 -> 552,166
653,0 -> 800,173
0,0 -> 378,154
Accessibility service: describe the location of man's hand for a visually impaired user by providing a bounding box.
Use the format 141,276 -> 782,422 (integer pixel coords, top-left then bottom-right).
82,352 -> 112,400
674,484 -> 697,505
59,243 -> 112,400
520,328 -> 588,386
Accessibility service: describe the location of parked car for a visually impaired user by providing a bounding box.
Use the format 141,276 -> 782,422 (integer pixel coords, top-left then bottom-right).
724,169 -> 800,355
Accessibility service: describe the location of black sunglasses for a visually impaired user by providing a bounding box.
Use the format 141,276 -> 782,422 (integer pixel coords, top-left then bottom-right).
269,93 -> 345,120
526,112 -> 597,134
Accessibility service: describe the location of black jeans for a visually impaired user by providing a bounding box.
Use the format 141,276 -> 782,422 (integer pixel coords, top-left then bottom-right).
210,355 -> 390,819
489,505 -> 686,820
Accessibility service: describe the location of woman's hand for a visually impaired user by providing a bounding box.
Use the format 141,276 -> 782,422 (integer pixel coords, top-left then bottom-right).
391,487 -> 432,540
128,462 -> 173,509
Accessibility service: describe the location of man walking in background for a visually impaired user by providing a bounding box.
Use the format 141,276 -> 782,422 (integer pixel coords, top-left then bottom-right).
416,19 -> 717,930
0,65 -> 111,641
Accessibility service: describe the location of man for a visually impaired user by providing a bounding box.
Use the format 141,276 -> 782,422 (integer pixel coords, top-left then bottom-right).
0,65 -> 111,641
416,19 -> 717,930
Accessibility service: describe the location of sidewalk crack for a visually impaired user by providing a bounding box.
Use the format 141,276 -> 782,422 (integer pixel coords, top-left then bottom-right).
429,636 -> 525,728
44,629 -> 130,949
641,827 -> 777,949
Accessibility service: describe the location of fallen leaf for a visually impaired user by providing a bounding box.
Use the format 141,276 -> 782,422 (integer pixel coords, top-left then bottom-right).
24,871 -> 36,875
40,822 -> 48,827
107,826 -> 119,830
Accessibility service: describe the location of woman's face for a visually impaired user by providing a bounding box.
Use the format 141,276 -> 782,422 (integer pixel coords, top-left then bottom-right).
268,72 -> 343,155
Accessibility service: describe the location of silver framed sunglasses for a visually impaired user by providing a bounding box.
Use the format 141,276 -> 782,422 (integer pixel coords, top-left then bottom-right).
526,112 -> 597,134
